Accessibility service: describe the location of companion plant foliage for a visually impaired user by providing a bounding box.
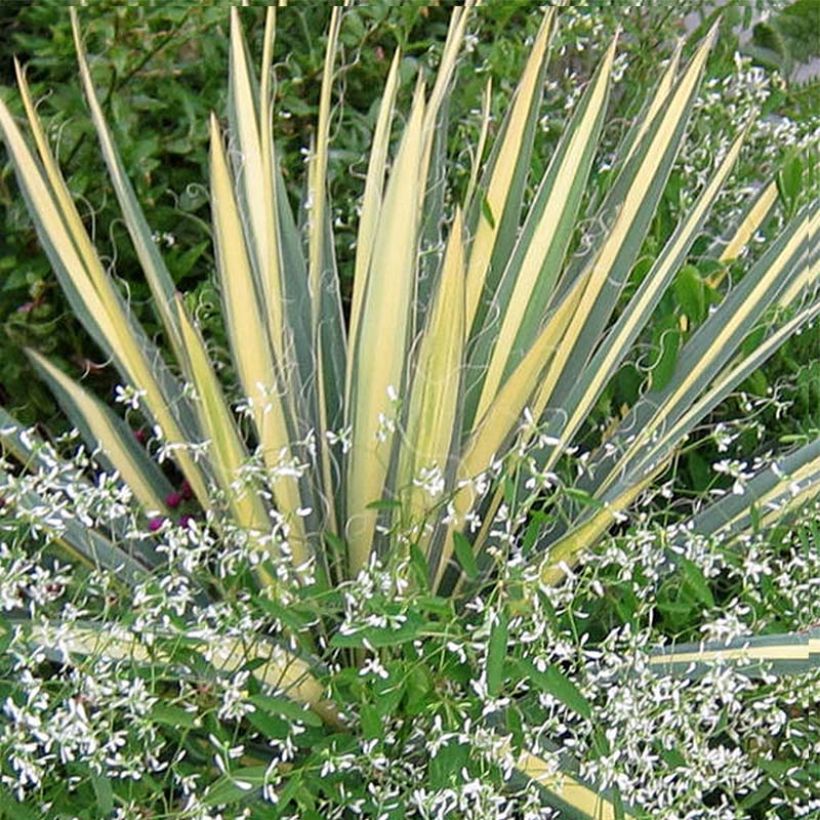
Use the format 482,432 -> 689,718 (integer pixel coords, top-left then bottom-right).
0,4 -> 817,817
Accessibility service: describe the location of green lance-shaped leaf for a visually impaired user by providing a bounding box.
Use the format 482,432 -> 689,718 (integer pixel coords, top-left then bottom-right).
487,607 -> 509,696
516,658 -> 592,720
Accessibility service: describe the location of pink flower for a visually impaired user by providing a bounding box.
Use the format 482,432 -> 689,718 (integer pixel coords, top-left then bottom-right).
178,514 -> 195,529
148,516 -> 165,532
134,428 -> 147,445
180,480 -> 193,501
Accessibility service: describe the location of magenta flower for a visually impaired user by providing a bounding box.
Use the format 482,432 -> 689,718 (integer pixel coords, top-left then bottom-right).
165,491 -> 183,509
148,516 -> 165,532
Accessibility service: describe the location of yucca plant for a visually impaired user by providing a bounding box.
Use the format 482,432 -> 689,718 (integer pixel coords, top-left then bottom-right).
0,4 -> 818,816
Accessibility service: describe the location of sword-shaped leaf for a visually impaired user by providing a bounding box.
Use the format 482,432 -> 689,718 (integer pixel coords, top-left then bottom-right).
345,82 -> 426,574
493,729 -> 639,820
648,629 -> 820,679
346,49 -> 401,412
307,6 -> 343,313
468,36 -> 617,427
228,9 -> 288,371
305,10 -> 348,537
532,25 -> 718,424
463,77 -> 492,212
209,115 -> 309,563
536,133 -> 746,472
174,297 -> 271,539
0,406 -> 159,574
687,438 -> 820,541
537,466 -> 664,587
464,10 -> 556,335
27,350 -> 173,515
589,205 -> 813,499
618,40 -> 682,168
6,619 -> 340,725
0,467 -> 152,583
0,87 -> 211,510
710,178 -> 780,268
397,210 -> 465,558
70,10 -> 184,361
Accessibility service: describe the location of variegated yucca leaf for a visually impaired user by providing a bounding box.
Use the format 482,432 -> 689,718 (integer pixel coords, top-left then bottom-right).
648,628 -> 820,679
507,736 -> 637,820
1,6 -> 818,817
688,438 -> 820,538
0,619 -> 341,727
0,406 -> 159,578
638,438 -> 819,679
